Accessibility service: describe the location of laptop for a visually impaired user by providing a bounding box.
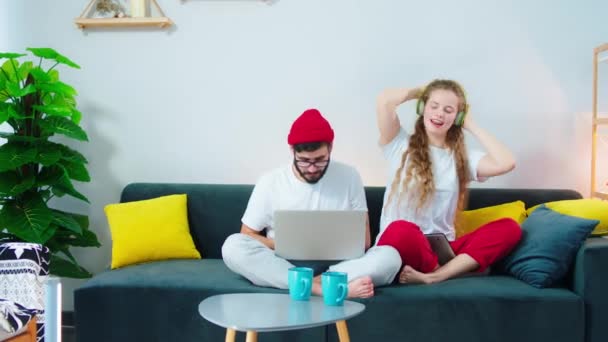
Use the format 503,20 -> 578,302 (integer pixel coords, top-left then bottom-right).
425,233 -> 456,265
273,210 -> 366,260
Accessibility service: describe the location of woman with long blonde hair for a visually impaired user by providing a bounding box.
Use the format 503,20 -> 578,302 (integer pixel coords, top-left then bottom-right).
375,80 -> 521,284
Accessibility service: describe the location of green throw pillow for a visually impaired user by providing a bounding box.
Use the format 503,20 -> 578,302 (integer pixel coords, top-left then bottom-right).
498,205 -> 598,288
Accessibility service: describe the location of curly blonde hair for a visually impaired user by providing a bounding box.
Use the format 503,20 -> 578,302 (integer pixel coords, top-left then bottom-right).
385,79 -> 471,215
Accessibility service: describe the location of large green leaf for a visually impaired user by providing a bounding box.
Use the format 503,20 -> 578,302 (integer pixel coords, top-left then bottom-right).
51,186 -> 65,198
36,141 -> 87,164
7,104 -> 25,119
0,143 -> 37,172
26,48 -> 58,60
36,82 -> 77,97
29,67 -> 50,82
0,194 -> 53,243
32,104 -> 72,117
59,228 -> 100,248
0,53 -> 26,59
0,106 -> 8,125
39,222 -> 58,243
71,109 -> 82,124
36,142 -> 63,166
6,82 -> 36,98
26,48 -> 81,69
49,254 -> 91,278
53,173 -> 89,202
51,209 -> 82,234
58,144 -> 88,164
38,189 -> 51,202
1,60 -> 18,83
60,160 -> 90,182
55,55 -> 80,69
70,212 -> 89,230
0,132 -> 44,143
39,116 -> 88,141
48,69 -> 59,82
0,171 -> 35,196
51,94 -> 76,108
18,61 -> 33,81
36,166 -> 65,187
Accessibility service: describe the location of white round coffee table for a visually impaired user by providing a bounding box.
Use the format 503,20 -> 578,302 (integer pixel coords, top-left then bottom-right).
199,293 -> 365,342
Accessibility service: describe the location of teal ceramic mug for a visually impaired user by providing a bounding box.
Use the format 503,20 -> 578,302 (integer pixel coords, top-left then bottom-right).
321,271 -> 348,306
288,267 -> 313,301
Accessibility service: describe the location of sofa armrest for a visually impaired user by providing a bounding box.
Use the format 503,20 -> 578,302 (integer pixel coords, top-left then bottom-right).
572,237 -> 608,342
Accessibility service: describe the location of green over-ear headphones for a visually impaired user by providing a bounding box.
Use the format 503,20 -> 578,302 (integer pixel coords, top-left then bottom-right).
415,83 -> 469,127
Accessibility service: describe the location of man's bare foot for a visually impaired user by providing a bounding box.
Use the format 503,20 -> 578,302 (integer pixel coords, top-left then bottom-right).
347,276 -> 374,298
398,265 -> 433,284
312,277 -> 322,296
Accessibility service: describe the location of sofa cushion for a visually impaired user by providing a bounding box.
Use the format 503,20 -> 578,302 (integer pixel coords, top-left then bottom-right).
75,259 -> 326,342
455,200 -> 526,238
0,299 -> 37,338
527,199 -> 608,236
121,184 -> 253,259
0,242 -> 49,341
105,194 -> 201,269
498,205 -> 598,288
339,276 -> 584,342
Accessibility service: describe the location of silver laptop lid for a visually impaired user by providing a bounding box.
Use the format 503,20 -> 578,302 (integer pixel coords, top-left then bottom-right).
273,210 -> 366,260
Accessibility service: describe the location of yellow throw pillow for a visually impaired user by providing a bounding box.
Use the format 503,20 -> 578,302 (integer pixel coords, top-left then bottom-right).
105,194 -> 201,269
455,200 -> 526,238
526,199 -> 608,236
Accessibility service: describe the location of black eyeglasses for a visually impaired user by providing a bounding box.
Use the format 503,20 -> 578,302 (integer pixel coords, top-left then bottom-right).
294,159 -> 329,168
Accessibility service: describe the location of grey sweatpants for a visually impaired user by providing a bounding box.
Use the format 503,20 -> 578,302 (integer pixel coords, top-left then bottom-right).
221,233 -> 401,289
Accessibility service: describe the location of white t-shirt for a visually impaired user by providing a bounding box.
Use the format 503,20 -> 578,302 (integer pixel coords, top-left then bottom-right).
242,161 -> 368,239
377,129 -> 486,242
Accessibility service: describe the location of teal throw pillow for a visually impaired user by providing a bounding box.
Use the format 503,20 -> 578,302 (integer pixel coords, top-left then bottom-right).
499,205 -> 598,288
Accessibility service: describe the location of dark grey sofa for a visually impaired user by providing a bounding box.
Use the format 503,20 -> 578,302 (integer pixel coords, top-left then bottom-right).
74,183 -> 608,342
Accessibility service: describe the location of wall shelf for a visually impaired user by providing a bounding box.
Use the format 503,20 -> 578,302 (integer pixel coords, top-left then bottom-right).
75,17 -> 172,29
75,0 -> 172,30
595,118 -> 608,125
591,43 -> 608,200
594,191 -> 608,200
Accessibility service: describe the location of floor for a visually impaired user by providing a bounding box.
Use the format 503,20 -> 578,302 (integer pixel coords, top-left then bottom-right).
62,326 -> 76,342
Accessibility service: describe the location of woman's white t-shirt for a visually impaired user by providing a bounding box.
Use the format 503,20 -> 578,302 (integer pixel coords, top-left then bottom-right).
242,161 -> 368,240
377,129 -> 486,242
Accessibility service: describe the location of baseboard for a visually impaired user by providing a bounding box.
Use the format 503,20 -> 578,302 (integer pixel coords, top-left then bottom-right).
62,311 -> 74,327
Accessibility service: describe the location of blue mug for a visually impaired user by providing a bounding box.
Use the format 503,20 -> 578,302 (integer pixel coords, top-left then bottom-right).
321,271 -> 348,306
288,267 -> 313,301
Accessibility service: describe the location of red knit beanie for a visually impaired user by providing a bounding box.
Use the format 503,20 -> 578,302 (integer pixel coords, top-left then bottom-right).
287,108 -> 335,145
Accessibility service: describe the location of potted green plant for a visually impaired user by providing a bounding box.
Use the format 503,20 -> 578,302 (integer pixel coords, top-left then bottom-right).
0,47 -> 100,278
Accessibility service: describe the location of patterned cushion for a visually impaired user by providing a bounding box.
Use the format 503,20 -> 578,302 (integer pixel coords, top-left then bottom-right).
0,242 -> 50,341
0,298 -> 37,334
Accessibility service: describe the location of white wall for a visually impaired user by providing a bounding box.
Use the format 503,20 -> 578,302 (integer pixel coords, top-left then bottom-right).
2,0 -> 608,310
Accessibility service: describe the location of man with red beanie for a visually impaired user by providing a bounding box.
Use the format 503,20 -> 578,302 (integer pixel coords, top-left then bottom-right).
222,109 -> 401,298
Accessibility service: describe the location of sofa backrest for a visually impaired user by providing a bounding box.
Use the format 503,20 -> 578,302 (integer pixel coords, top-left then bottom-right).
121,183 -> 582,259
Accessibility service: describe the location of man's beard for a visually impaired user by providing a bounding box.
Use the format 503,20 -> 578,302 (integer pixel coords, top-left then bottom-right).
293,160 -> 330,184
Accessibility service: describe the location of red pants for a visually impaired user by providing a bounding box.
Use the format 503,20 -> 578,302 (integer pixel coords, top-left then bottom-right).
377,218 -> 522,273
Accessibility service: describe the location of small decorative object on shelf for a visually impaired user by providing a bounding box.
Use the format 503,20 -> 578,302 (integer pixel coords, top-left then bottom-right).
75,0 -> 172,29
130,0 -> 148,18
95,0 -> 127,18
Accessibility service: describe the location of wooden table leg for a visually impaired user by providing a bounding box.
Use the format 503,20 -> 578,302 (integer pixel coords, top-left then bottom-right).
245,331 -> 258,342
225,328 -> 236,342
336,320 -> 350,342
